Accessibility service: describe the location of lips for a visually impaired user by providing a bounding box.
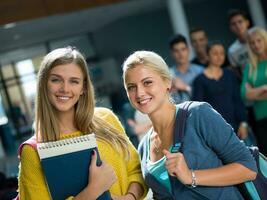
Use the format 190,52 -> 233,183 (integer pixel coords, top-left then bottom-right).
138,97 -> 152,105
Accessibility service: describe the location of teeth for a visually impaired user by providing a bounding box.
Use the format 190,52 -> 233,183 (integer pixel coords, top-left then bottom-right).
139,98 -> 150,105
58,96 -> 70,100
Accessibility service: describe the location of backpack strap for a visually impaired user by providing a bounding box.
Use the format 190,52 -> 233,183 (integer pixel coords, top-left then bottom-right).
18,136 -> 37,158
171,101 -> 193,153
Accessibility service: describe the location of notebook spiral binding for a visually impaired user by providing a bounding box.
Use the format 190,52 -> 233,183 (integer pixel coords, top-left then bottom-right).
38,134 -> 95,150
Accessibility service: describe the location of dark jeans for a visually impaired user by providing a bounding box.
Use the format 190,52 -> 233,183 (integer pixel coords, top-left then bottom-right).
255,117 -> 267,157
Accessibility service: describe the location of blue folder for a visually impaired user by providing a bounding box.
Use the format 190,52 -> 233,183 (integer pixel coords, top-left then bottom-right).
37,134 -> 111,200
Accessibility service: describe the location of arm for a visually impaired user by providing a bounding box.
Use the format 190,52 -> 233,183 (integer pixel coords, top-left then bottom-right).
95,108 -> 147,199
164,103 -> 257,187
172,77 -> 191,93
164,151 -> 256,186
18,145 -> 51,200
240,64 -> 267,100
245,83 -> 267,100
127,119 -> 152,136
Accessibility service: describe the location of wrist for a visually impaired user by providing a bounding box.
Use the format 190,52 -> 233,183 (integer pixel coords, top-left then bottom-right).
240,122 -> 248,129
85,185 -> 101,199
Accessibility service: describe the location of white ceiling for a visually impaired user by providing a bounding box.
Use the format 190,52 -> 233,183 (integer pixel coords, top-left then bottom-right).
0,0 -> 166,53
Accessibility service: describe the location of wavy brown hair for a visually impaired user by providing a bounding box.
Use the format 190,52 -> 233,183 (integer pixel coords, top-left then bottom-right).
35,47 -> 129,157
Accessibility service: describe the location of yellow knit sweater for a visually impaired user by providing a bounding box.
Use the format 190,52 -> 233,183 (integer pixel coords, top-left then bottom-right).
18,107 -> 147,199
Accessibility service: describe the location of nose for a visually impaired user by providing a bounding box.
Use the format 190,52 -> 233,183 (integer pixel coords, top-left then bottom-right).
59,81 -> 69,93
136,85 -> 145,97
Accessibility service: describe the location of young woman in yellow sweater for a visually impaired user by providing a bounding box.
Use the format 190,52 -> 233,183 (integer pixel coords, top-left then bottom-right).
17,47 -> 146,200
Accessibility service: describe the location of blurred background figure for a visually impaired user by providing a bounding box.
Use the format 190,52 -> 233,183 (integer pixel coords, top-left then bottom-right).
192,41 -> 248,141
227,8 -> 258,140
190,27 -> 209,67
241,27 -> 267,156
169,34 -> 203,104
127,110 -> 152,142
228,9 -> 251,78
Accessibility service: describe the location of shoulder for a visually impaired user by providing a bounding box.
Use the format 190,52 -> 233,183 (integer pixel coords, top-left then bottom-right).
177,101 -> 215,121
19,136 -> 37,157
94,107 -> 117,119
94,107 -> 124,132
228,40 -> 240,53
223,68 -> 234,76
194,73 -> 205,82
190,63 -> 204,72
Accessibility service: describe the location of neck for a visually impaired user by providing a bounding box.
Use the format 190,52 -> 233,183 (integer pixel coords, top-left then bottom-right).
57,110 -> 77,134
149,102 -> 176,138
258,52 -> 267,61
205,65 -> 223,79
177,63 -> 189,73
238,35 -> 247,44
196,52 -> 209,64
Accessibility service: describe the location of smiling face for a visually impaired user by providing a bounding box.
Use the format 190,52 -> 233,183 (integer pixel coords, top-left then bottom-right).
125,64 -> 170,115
47,63 -> 84,115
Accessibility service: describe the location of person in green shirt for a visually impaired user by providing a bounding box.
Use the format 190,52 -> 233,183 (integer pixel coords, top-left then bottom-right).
241,27 -> 267,156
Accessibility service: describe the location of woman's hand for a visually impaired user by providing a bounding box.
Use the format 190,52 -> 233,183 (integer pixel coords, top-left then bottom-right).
163,149 -> 191,185
74,150 -> 117,200
88,150 -> 117,193
237,122 -> 248,140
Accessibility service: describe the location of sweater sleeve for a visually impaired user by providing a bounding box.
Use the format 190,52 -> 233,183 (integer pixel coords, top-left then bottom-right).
19,144 -> 75,200
18,145 -> 51,200
94,107 -> 148,198
193,102 -> 257,172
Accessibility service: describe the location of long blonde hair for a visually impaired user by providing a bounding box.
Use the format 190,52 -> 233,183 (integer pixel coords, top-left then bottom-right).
122,50 -> 172,84
36,47 -> 129,156
247,27 -> 267,82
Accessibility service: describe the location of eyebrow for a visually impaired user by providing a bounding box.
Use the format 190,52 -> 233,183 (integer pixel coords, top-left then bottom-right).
126,77 -> 153,85
49,74 -> 82,80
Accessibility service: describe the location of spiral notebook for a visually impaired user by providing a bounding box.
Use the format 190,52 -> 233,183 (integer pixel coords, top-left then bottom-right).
37,134 -> 111,200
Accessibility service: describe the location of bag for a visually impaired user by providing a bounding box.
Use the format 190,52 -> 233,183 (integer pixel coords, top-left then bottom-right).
177,101 -> 267,200
237,146 -> 267,200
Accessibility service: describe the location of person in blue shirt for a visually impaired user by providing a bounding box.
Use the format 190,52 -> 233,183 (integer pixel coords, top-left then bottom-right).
122,50 -> 257,199
169,34 -> 204,104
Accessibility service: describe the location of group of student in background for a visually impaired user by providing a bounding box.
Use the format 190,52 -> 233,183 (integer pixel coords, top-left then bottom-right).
14,8 -> 267,200
167,9 -> 267,157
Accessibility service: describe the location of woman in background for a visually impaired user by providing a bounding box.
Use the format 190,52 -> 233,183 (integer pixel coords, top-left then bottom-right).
18,47 -> 146,200
192,41 -> 248,140
241,27 -> 267,156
